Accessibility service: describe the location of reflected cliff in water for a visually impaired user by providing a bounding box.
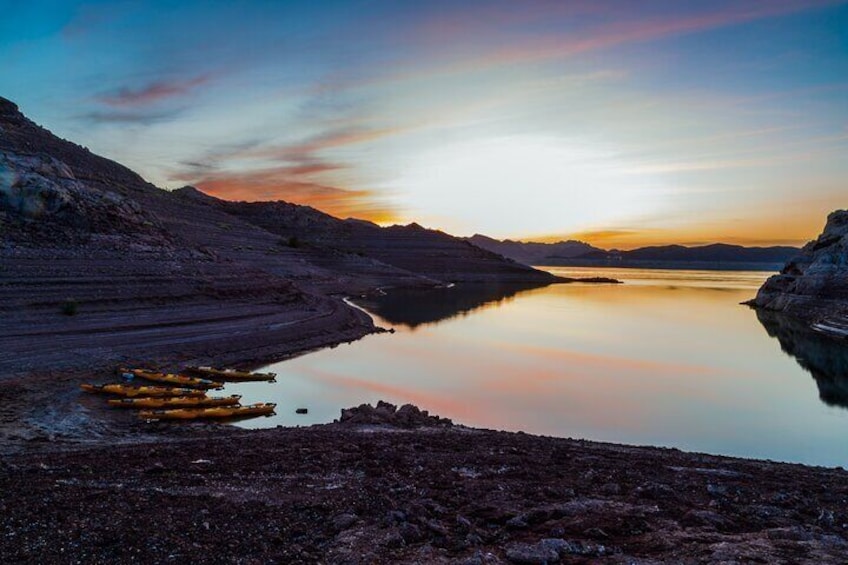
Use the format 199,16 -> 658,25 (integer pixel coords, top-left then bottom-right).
756,309 -> 848,409
353,282 -> 550,328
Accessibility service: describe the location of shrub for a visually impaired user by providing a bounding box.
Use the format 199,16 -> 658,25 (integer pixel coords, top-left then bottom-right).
62,299 -> 78,316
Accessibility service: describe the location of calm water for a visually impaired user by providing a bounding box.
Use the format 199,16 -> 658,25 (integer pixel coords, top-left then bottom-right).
230,267 -> 848,468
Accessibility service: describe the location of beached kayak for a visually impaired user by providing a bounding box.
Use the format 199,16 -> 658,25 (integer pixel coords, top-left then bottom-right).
122,368 -> 223,389
80,384 -> 206,397
183,366 -> 276,382
138,402 -> 276,421
107,395 -> 241,409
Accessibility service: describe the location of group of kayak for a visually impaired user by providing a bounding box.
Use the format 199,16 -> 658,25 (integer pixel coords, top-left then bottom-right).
81,366 -> 277,421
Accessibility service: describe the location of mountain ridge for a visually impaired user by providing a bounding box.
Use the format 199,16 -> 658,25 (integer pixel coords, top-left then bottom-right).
467,233 -> 799,269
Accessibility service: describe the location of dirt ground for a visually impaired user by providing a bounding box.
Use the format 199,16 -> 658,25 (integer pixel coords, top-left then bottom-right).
2,402 -> 847,564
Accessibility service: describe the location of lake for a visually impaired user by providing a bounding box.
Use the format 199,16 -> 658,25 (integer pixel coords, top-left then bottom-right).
230,267 -> 848,468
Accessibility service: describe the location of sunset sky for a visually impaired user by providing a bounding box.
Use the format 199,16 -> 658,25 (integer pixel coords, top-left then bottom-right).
2,0 -> 846,248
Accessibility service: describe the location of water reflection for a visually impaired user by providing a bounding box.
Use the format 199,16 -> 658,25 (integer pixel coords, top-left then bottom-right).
233,268 -> 848,466
756,309 -> 848,409
353,282 -> 552,328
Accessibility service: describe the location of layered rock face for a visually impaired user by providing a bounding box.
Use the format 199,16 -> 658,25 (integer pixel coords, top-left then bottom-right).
755,210 -> 848,334
192,194 -> 560,284
0,96 -> 559,374
0,99 -> 371,374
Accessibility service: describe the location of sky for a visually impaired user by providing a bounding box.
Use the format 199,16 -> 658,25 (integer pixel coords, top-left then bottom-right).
1,0 -> 847,248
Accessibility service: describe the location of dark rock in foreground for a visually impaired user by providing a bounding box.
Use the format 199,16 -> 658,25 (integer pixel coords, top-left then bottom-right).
755,210 -> 848,337
338,400 -> 453,427
1,402 -> 847,563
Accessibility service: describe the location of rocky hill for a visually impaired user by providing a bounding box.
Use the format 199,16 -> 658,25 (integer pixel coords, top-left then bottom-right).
754,210 -> 848,337
179,189 -> 560,285
0,96 -> 558,377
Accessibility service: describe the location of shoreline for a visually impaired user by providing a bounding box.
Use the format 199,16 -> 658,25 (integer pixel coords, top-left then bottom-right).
3,406 -> 847,563
4,276 -> 848,561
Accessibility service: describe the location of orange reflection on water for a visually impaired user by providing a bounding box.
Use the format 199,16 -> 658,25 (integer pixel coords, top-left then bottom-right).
496,342 -> 716,377
299,366 -> 485,422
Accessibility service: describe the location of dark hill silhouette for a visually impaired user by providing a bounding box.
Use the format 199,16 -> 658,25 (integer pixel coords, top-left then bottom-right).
463,231 -> 798,270
0,96 -> 560,374
464,234 -> 601,265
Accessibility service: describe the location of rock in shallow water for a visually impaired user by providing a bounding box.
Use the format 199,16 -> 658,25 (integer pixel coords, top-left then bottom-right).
337,400 -> 453,427
755,209 -> 848,327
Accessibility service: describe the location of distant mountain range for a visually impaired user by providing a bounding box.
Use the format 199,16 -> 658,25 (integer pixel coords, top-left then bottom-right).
465,235 -> 602,265
467,235 -> 800,271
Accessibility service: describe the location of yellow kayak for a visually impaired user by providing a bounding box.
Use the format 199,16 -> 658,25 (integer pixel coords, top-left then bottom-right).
80,383 -> 206,398
184,366 -> 276,382
139,403 -> 277,421
108,395 -> 241,409
122,368 -> 223,389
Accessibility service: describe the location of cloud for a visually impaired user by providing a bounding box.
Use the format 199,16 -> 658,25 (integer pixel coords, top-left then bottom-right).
172,125 -> 405,222
345,0 -> 840,90
78,108 -> 182,125
96,75 -> 211,107
248,126 -> 408,162
479,1 -> 838,67
193,168 -> 397,223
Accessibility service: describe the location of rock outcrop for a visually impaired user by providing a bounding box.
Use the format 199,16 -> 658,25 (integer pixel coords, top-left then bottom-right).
0,95 -> 564,376
754,210 -> 848,336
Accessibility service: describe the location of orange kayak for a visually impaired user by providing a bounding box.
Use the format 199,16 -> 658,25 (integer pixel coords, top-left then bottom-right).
107,395 -> 241,409
80,383 -> 206,398
121,368 -> 223,389
139,403 -> 277,421
183,366 -> 276,382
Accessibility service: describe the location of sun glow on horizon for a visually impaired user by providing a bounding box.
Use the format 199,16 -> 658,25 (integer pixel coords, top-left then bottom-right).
387,135 -> 668,239
3,1 -> 846,247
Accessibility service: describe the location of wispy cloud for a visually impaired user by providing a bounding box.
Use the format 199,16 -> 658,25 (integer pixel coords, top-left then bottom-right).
172,124 -> 404,221
341,0 -> 840,91
191,168 -> 397,222
78,108 -> 182,125
96,75 -> 211,107
475,1 -> 839,68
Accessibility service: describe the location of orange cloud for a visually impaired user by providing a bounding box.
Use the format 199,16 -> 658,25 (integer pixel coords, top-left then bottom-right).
173,124 -> 406,222
97,75 -> 211,107
194,168 -> 397,223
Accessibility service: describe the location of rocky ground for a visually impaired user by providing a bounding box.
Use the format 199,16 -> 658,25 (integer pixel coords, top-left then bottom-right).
2,402 -> 847,564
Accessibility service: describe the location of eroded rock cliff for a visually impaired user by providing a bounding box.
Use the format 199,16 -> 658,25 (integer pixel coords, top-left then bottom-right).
755,210 -> 848,336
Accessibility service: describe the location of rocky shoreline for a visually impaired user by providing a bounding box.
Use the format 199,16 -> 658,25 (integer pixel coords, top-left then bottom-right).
2,401 -> 847,564
755,210 -> 848,337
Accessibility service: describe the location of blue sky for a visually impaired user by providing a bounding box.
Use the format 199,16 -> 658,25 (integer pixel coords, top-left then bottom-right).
2,0 -> 847,247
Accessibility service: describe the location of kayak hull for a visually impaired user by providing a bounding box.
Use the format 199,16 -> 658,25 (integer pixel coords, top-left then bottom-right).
108,395 -> 241,409
184,366 -> 276,382
139,403 -> 277,421
81,384 -> 206,398
123,368 -> 223,389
